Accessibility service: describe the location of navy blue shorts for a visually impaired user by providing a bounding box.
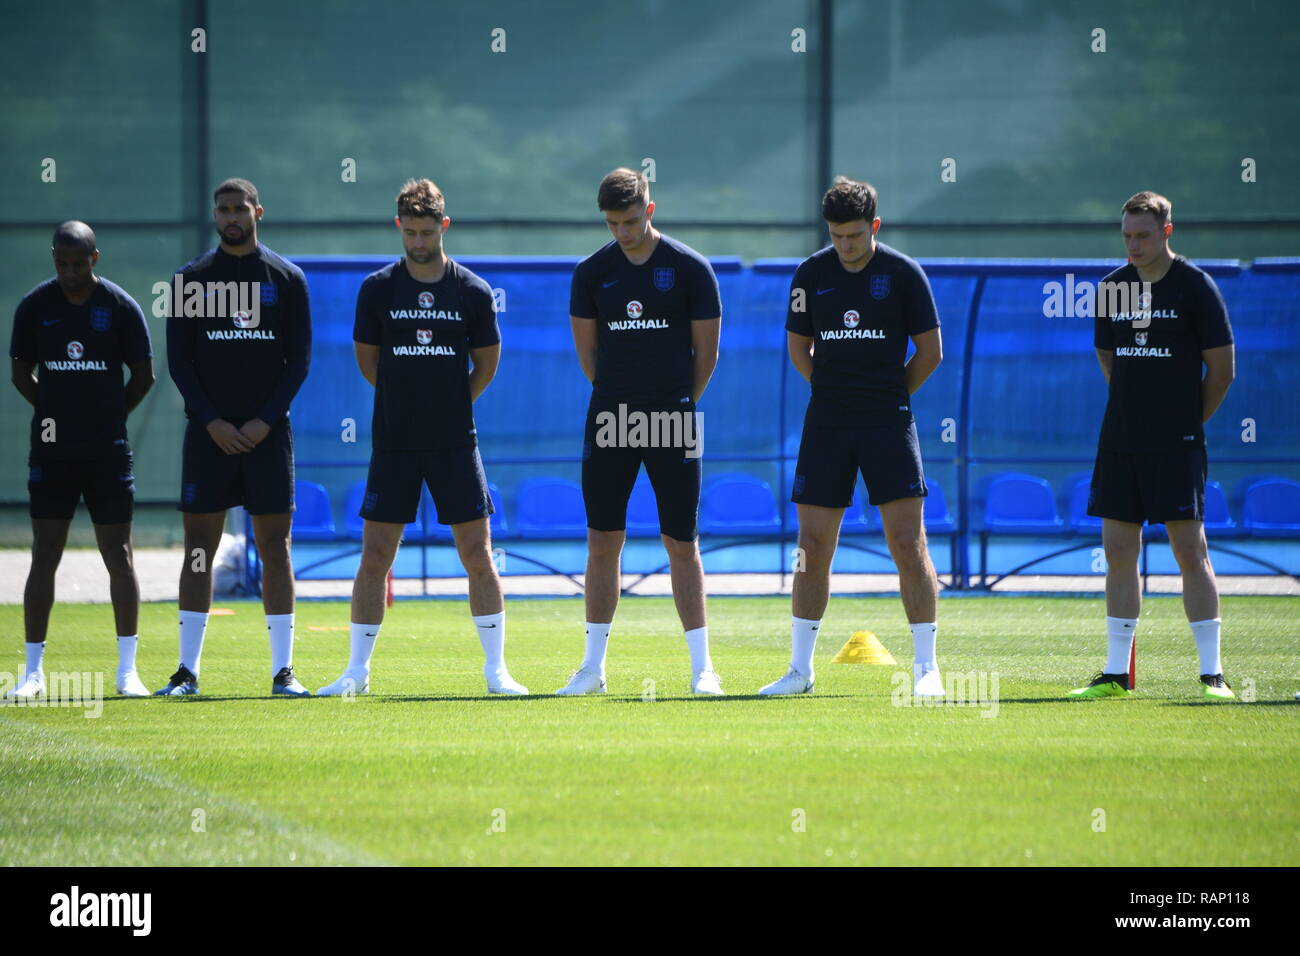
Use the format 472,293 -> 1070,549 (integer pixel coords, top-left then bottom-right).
581,396 -> 701,542
179,418 -> 294,515
360,445 -> 492,526
793,420 -> 927,508
1088,447 -> 1207,525
29,443 -> 135,524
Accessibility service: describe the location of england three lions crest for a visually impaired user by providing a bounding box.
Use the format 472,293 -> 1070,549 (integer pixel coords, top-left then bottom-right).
653,267 -> 675,292
870,274 -> 891,300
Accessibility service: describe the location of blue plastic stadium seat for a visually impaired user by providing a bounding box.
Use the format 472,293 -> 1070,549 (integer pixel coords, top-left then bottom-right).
1068,477 -> 1102,533
343,480 -> 368,540
516,477 -> 588,539
1242,477 -> 1300,538
1203,481 -> 1236,537
291,480 -> 337,541
700,472 -> 782,536
626,473 -> 660,538
983,472 -> 1064,533
923,480 -> 956,534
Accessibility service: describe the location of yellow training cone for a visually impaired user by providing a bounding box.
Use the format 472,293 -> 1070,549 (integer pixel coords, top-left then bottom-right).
832,630 -> 897,665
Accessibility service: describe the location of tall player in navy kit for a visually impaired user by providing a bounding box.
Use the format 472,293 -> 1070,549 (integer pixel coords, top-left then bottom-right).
556,168 -> 723,696
1070,192 -> 1236,700
759,177 -> 946,698
316,179 -> 527,697
156,179 -> 312,697
8,222 -> 155,698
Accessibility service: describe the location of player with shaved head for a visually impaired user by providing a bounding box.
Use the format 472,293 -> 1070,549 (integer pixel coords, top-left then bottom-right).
8,222 -> 155,698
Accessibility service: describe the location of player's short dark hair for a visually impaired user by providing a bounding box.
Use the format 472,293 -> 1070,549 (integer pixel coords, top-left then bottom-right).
1122,191 -> 1172,227
397,178 -> 446,220
51,220 -> 96,254
214,177 -> 260,208
597,168 -> 650,211
822,176 -> 878,224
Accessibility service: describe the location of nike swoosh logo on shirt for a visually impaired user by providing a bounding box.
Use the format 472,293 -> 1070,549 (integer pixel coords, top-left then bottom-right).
816,288 -> 834,295
602,280 -> 619,288
42,319 -> 60,326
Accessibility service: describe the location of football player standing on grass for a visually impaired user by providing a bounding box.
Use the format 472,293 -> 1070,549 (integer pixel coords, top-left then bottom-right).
556,167 -> 723,697
1070,191 -> 1236,701
759,177 -> 945,698
316,178 -> 526,697
7,222 -> 155,698
156,178 -> 312,698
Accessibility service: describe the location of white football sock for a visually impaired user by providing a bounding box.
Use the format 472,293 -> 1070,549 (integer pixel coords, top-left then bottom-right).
178,610 -> 208,675
910,622 -> 938,668
266,613 -> 294,676
116,635 -> 138,674
348,622 -> 380,673
1189,618 -> 1222,676
1105,616 -> 1137,674
582,622 -> 612,674
473,611 -> 505,673
24,641 -> 45,680
791,617 -> 820,676
684,626 -> 712,674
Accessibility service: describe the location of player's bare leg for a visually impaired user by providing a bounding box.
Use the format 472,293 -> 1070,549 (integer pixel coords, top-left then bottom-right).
453,517 -> 525,694
11,518 -> 71,698
178,511 -> 226,613
1167,519 -> 1231,697
880,496 -> 942,696
156,510 -> 226,695
556,528 -> 624,695
317,519 -> 402,697
759,503 -> 841,696
663,533 -> 719,694
583,528 -> 623,624
93,521 -> 148,695
252,512 -> 305,695
1071,518 -> 1143,698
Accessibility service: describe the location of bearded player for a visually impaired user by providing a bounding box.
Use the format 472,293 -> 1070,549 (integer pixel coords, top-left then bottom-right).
316,178 -> 526,697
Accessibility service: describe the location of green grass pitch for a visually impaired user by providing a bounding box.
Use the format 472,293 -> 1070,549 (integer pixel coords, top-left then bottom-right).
1,595 -> 1296,866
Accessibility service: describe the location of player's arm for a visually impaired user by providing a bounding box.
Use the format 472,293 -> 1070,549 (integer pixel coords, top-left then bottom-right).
354,342 -> 379,387
167,290 -> 252,454
570,316 -> 598,384
787,331 -> 814,384
124,359 -> 155,413
468,343 -> 500,402
1094,348 -> 1114,385
904,327 -> 942,394
691,317 -> 720,402
1200,344 -> 1235,424
247,270 -> 313,445
10,358 -> 37,406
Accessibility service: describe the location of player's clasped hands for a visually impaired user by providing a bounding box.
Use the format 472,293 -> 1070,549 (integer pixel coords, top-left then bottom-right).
206,418 -> 259,454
